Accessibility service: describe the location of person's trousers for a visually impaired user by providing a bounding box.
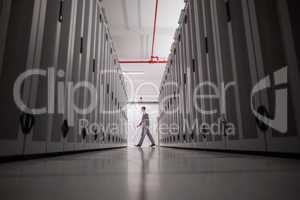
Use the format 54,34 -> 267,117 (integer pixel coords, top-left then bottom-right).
138,127 -> 155,145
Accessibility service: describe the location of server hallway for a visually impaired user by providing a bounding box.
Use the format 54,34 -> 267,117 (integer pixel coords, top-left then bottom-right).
1,0 -> 300,199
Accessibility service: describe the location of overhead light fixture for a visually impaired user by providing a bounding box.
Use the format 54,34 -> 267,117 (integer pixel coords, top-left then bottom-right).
122,71 -> 145,75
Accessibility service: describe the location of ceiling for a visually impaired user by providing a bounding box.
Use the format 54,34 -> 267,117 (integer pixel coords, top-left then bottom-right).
102,0 -> 185,102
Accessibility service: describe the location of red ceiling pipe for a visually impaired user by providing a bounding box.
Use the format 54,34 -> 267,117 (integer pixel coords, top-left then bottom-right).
119,0 -> 167,64
119,60 -> 167,64
150,0 -> 159,59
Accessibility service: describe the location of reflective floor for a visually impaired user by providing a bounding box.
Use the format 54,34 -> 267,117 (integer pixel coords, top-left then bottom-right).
1,147 -> 300,200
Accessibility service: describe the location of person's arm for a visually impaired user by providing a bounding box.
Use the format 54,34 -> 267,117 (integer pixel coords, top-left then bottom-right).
137,115 -> 144,127
137,120 -> 142,128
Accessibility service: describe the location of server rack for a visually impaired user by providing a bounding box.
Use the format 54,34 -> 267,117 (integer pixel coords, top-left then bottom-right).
159,0 -> 300,154
225,0 -> 265,151
48,0 -> 77,153
0,0 -> 45,156
0,0 -> 128,158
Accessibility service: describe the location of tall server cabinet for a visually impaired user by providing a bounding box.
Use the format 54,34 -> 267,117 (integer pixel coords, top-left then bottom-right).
0,0 -> 44,156
0,0 -> 128,158
159,0 -> 300,155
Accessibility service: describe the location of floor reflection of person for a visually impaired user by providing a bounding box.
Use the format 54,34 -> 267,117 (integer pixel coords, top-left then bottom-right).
137,148 -> 155,200
136,106 -> 156,147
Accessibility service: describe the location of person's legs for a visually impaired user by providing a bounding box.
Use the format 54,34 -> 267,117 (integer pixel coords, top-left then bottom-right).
146,128 -> 155,145
137,128 -> 146,146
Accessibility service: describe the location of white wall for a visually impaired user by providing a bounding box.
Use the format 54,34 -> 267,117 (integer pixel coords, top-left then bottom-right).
122,63 -> 165,102
127,103 -> 159,146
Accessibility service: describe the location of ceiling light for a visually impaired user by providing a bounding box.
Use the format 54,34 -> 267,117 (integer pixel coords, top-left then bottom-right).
122,71 -> 145,75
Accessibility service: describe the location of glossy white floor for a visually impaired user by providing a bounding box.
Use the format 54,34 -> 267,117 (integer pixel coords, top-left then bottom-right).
0,147 -> 300,200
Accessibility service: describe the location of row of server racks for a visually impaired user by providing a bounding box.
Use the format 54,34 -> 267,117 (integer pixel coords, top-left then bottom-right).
0,0 -> 128,157
158,0 -> 300,154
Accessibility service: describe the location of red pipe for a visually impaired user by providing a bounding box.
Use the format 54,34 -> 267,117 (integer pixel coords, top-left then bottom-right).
119,0 -> 167,64
119,60 -> 167,64
150,0 -> 159,59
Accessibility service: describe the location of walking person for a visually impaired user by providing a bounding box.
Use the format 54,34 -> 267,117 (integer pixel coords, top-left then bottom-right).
136,107 -> 156,147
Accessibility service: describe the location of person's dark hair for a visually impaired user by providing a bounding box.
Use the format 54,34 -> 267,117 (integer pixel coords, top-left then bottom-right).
141,106 -> 146,111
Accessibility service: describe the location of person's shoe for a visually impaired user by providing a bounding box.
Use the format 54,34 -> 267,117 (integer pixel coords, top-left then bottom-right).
135,145 -> 141,147
150,144 -> 156,147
